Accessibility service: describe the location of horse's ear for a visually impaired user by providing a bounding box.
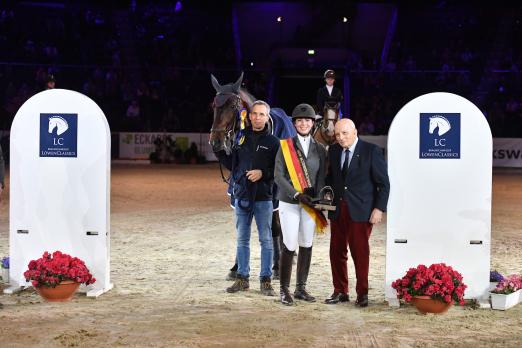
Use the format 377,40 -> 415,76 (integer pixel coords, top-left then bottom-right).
211,74 -> 221,93
232,72 -> 244,93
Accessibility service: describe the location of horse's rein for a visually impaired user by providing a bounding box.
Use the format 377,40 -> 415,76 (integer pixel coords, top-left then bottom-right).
210,93 -> 243,139
211,93 -> 243,184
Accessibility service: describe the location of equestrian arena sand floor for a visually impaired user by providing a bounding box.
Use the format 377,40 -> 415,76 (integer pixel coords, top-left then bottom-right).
0,163 -> 521,347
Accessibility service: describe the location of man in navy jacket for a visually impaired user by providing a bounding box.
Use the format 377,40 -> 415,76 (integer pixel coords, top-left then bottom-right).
215,100 -> 280,296
325,119 -> 390,307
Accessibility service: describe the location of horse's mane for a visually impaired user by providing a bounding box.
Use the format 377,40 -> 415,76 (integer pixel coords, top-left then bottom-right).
431,115 -> 450,125
50,115 -> 68,123
238,88 -> 255,110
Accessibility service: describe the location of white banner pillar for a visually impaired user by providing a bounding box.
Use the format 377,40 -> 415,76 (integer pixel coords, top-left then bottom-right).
8,89 -> 112,297
385,92 -> 492,307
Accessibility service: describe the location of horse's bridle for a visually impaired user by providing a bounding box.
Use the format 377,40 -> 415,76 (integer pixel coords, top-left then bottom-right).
210,92 -> 242,131
314,102 -> 339,145
210,92 -> 243,183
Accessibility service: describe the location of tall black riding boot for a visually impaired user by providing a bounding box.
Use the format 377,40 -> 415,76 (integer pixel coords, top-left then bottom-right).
294,246 -> 315,302
279,244 -> 294,305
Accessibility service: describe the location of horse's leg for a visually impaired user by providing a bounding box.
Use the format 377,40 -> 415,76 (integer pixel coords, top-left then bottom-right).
227,258 -> 238,281
271,210 -> 282,280
227,210 -> 239,281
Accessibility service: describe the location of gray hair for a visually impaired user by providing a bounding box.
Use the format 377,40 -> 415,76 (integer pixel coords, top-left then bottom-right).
252,100 -> 270,115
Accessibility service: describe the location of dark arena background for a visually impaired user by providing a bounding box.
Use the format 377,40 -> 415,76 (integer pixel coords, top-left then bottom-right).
0,1 -> 521,347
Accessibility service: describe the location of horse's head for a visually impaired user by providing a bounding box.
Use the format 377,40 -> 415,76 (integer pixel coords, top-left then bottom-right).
48,116 -> 69,136
317,101 -> 340,143
429,116 -> 451,136
209,73 -> 244,154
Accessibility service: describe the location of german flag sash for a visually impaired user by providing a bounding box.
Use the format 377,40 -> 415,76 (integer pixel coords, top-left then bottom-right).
280,138 -> 327,233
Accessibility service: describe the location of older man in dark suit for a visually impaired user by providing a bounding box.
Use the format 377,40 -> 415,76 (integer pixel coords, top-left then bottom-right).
325,119 -> 389,307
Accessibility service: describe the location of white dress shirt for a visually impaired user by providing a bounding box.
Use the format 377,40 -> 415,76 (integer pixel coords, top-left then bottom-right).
326,84 -> 333,96
297,134 -> 310,157
340,137 -> 358,169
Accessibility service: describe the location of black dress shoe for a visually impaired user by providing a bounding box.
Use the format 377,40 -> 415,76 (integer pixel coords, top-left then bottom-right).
324,292 -> 349,304
355,294 -> 368,307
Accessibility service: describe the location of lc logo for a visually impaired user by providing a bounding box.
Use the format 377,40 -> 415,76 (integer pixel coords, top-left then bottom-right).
434,138 -> 446,147
428,115 -> 451,147
48,116 -> 69,145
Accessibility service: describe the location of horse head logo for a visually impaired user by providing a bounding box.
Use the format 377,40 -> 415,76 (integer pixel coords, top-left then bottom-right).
48,116 -> 69,136
428,115 -> 451,136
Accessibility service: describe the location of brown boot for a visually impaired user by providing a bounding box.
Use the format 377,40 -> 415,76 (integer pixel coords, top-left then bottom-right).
226,275 -> 249,293
260,277 -> 276,296
279,245 -> 294,306
294,246 -> 315,302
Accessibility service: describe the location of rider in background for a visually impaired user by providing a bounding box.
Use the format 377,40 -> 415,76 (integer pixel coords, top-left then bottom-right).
316,69 -> 343,117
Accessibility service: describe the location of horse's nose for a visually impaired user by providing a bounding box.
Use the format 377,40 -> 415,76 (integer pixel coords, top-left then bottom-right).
210,138 -> 223,152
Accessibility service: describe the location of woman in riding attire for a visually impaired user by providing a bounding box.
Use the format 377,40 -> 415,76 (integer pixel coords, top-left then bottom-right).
274,103 -> 327,305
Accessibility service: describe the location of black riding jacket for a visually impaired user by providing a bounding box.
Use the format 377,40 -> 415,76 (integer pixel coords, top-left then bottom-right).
216,126 -> 280,203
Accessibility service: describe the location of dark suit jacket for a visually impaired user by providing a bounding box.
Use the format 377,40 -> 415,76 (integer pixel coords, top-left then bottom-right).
316,86 -> 343,115
326,139 -> 390,222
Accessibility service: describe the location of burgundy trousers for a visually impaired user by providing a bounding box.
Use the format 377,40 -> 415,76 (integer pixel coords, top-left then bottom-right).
329,200 -> 373,296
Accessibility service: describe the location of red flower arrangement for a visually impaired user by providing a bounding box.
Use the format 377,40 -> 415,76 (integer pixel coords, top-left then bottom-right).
391,263 -> 467,305
24,251 -> 96,288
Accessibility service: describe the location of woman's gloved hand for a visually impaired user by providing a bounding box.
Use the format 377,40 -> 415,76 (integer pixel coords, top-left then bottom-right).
296,193 -> 314,208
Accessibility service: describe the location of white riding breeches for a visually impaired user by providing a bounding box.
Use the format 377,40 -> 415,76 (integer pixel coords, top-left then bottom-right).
278,201 -> 316,251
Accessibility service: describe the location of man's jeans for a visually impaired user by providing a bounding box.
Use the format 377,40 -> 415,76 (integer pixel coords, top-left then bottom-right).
235,199 -> 273,279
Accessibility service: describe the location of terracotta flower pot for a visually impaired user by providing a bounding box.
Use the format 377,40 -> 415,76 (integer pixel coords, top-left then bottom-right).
36,280 -> 80,302
412,296 -> 453,314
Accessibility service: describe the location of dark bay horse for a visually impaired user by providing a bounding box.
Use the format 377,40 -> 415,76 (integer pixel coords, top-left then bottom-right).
313,101 -> 341,146
210,72 -> 250,155
210,72 -> 295,154
209,72 -> 296,279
